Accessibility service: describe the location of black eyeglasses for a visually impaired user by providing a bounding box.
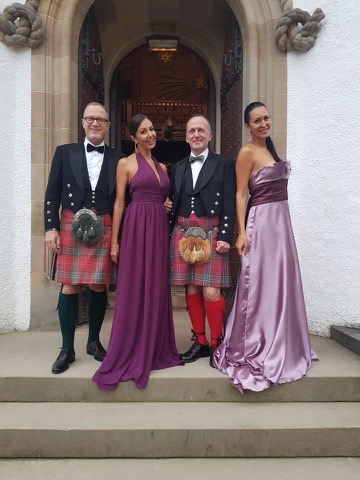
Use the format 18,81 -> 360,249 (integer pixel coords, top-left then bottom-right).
83,116 -> 109,125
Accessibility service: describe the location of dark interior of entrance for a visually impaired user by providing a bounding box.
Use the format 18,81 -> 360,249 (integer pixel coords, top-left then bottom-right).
121,140 -> 190,167
111,44 -> 214,167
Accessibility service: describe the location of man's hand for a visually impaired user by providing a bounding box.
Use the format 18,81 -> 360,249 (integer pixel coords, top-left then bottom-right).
45,230 -> 60,252
215,240 -> 230,254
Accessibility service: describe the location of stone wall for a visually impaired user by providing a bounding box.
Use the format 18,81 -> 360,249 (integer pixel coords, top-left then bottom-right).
288,0 -> 360,334
0,0 -> 31,332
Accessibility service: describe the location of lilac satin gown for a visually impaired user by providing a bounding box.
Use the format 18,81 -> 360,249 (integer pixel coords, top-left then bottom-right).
213,161 -> 317,393
93,153 -> 182,390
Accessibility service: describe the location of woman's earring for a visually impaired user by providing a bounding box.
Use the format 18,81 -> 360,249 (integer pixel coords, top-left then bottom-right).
246,130 -> 252,143
134,142 -> 139,153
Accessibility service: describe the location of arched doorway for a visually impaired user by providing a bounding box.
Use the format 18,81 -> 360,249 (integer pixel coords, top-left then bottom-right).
31,0 -> 286,327
77,2 -> 242,288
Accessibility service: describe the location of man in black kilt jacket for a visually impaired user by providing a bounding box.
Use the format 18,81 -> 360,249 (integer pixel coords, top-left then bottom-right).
169,114 -> 236,367
44,102 -> 124,374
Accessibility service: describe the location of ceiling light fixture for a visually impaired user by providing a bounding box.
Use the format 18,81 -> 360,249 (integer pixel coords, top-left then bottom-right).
148,38 -> 178,52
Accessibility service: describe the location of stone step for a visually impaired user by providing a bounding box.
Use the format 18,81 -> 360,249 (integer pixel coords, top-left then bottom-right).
1,402 -> 359,458
1,312 -> 360,403
1,458 -> 360,480
2,356 -> 360,403
331,326 -> 360,356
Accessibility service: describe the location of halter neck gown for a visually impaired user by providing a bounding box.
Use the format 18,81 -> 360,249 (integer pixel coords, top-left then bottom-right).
93,153 -> 182,390
213,161 -> 317,393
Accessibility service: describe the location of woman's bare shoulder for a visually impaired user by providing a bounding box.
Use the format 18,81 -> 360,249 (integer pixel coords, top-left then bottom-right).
237,143 -> 256,163
118,153 -> 136,166
240,143 -> 256,154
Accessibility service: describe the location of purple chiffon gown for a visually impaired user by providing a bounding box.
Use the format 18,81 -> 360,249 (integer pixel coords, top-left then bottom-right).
93,153 -> 182,390
213,161 -> 317,393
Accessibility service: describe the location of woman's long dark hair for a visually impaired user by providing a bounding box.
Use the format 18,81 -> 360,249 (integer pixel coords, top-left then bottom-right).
244,102 -> 282,162
128,113 -> 148,137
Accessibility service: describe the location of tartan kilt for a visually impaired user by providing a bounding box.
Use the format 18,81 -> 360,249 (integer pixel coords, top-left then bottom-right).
51,209 -> 117,285
170,213 -> 231,287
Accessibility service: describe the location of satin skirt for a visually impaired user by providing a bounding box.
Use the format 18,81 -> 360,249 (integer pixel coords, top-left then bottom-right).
213,200 -> 317,393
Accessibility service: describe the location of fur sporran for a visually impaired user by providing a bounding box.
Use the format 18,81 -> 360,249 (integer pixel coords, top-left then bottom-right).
179,226 -> 211,266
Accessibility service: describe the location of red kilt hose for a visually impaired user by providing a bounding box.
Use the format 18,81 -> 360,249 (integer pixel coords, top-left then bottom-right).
170,213 -> 231,287
54,209 -> 117,285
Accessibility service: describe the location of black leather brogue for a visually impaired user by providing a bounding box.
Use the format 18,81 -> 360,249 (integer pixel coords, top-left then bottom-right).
86,340 -> 106,362
180,339 -> 210,363
51,348 -> 75,374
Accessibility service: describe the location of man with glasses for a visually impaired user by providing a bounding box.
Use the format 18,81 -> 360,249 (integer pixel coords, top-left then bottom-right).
44,102 -> 124,374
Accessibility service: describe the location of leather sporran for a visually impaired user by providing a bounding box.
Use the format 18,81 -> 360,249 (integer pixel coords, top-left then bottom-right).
179,226 -> 211,266
71,208 -> 104,245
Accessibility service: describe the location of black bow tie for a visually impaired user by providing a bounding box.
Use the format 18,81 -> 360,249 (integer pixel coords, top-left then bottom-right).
189,154 -> 205,163
87,143 -> 105,154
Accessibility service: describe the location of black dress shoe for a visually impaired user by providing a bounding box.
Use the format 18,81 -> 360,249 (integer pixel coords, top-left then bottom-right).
86,340 -> 106,362
180,340 -> 210,363
51,348 -> 75,374
209,337 -> 223,368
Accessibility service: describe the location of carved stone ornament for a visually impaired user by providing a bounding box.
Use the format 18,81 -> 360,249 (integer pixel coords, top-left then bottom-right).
276,0 -> 325,53
0,0 -> 44,48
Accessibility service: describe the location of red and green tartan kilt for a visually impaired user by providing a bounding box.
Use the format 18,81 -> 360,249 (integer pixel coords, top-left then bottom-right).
170,213 -> 231,287
52,209 -> 117,285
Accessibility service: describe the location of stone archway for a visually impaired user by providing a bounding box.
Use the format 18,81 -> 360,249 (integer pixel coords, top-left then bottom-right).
30,0 -> 287,328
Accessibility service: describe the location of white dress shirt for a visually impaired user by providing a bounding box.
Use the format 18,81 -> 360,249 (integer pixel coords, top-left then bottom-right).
190,148 -> 208,188
84,139 -> 105,191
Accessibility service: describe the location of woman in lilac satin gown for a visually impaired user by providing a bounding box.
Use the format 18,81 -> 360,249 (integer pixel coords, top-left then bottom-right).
93,114 -> 182,390
213,102 -> 317,393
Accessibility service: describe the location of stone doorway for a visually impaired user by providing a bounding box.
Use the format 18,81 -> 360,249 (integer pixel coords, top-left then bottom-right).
31,0 -> 287,328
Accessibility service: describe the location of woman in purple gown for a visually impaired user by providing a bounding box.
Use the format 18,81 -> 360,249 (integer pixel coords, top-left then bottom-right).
93,114 -> 182,390
213,102 -> 317,393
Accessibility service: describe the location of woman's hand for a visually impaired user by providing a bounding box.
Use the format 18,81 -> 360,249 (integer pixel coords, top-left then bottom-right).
164,197 -> 173,213
110,242 -> 119,264
235,233 -> 248,256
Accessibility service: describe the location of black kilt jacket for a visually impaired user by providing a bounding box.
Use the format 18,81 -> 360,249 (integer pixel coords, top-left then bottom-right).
44,142 -> 124,231
169,152 -> 236,245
